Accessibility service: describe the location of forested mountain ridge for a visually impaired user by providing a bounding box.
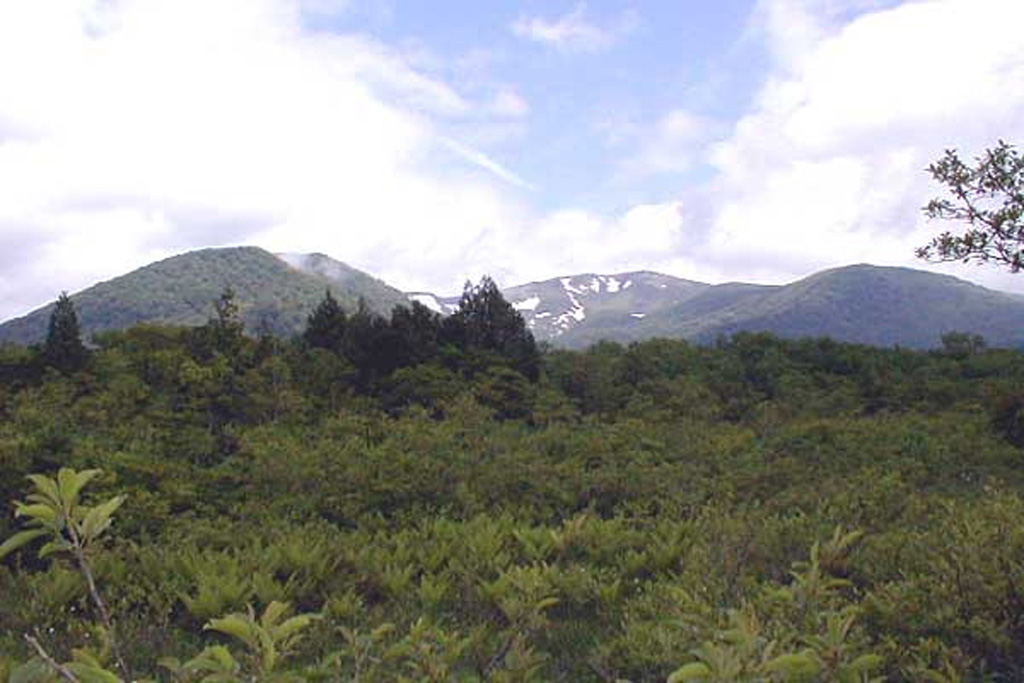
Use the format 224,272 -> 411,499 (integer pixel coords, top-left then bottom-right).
4,246 -> 1024,349
0,247 -> 406,344
588,264 -> 1024,349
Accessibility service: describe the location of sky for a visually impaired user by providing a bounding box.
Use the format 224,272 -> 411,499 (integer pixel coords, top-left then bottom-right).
1,0 -> 1024,322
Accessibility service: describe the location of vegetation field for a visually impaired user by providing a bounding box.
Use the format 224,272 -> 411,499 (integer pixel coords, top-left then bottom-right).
1,285 -> 1023,681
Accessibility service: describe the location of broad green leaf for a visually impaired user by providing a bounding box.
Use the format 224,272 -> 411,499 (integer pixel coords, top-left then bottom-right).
26,475 -> 60,508
206,615 -> 258,649
183,646 -> 238,674
13,504 -> 57,525
764,652 -> 821,679
847,654 -> 884,673
38,540 -> 71,559
667,662 -> 711,682
80,496 -> 125,544
270,614 -> 318,644
261,601 -> 289,629
57,468 -> 101,507
0,528 -> 49,560
259,631 -> 277,674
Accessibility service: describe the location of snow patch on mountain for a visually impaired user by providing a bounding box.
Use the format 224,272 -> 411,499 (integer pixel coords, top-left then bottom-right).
403,270 -> 707,343
407,293 -> 455,314
513,296 -> 541,311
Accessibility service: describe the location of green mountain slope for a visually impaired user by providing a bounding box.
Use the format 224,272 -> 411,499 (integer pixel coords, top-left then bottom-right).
629,264 -> 1024,349
0,247 -> 407,344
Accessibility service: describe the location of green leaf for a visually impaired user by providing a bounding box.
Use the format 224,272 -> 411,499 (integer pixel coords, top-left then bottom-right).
667,662 -> 712,682
38,540 -> 71,559
13,504 -> 57,526
156,657 -> 183,674
206,615 -> 258,649
260,601 -> 289,629
70,650 -> 102,668
57,468 -> 101,508
764,652 -> 821,678
64,662 -> 121,683
270,614 -> 318,645
846,654 -> 884,673
183,646 -> 238,675
80,496 -> 125,544
534,597 -> 560,612
26,475 -> 61,508
0,528 -> 50,560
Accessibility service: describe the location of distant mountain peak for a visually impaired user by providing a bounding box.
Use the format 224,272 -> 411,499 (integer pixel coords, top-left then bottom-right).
407,264 -> 1024,349
0,247 -> 407,345
3,248 -> 1022,350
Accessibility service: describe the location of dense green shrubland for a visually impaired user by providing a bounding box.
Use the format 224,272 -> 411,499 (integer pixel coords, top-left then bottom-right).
1,288 -> 1023,681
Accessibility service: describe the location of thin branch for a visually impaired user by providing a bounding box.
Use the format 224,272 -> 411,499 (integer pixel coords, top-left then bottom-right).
66,521 -> 132,680
24,633 -> 80,683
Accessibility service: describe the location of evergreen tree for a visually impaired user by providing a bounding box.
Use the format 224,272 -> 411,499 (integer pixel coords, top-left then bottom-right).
42,292 -> 87,374
343,298 -> 398,391
303,289 -> 347,353
389,300 -> 443,367
445,276 -> 541,381
189,287 -> 246,363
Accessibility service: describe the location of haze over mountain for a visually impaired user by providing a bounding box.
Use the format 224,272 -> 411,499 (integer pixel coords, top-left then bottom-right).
2,247 -> 1023,350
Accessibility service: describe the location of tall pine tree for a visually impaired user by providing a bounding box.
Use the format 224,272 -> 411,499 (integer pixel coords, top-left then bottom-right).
445,276 -> 540,381
42,292 -> 87,374
303,289 -> 348,353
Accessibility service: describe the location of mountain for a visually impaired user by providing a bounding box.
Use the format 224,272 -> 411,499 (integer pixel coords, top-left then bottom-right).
277,252 -> 407,311
494,264 -> 1024,349
5,246 -> 1024,350
499,272 -> 708,341
654,264 -> 1024,348
0,247 -> 407,345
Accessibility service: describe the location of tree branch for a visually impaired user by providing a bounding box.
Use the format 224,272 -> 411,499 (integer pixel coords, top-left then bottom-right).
66,522 -> 131,680
24,633 -> 80,683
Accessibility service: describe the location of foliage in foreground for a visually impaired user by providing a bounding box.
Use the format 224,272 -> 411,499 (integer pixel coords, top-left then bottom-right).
1,296 -> 1024,679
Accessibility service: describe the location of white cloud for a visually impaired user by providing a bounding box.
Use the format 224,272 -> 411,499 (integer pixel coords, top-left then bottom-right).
478,202 -> 688,285
511,3 -> 637,53
0,0 -> 537,320
703,0 -> 1024,292
621,110 -> 717,176
4,0 -> 1024,329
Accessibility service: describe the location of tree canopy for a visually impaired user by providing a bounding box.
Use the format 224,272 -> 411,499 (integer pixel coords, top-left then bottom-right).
445,276 -> 541,381
41,292 -> 87,374
917,140 -> 1024,271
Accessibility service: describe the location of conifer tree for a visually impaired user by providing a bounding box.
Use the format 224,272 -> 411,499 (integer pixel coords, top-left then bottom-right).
42,292 -> 87,374
390,300 -> 443,367
303,289 -> 347,353
446,276 -> 540,381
